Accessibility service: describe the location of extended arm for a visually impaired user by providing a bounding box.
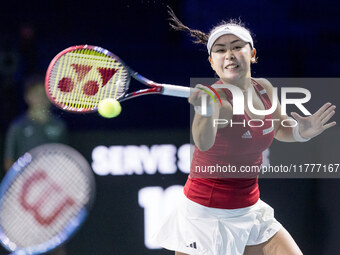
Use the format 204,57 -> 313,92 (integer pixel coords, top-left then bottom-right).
259,78 -> 336,142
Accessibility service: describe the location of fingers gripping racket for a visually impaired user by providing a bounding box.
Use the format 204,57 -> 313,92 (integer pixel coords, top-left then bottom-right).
45,45 -> 191,112
0,144 -> 95,254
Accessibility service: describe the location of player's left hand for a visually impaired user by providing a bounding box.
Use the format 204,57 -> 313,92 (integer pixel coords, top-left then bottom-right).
291,102 -> 336,139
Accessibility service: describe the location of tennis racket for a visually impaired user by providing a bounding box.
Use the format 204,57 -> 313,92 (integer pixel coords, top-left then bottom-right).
0,143 -> 95,255
45,45 -> 191,113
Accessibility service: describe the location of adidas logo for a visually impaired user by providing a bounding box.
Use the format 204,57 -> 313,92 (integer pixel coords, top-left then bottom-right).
242,130 -> 252,139
186,242 -> 197,249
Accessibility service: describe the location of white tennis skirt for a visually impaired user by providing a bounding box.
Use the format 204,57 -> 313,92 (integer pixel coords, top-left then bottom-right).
153,193 -> 282,255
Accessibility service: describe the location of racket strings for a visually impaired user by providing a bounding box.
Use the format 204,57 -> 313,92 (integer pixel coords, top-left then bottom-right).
48,48 -> 128,111
0,149 -> 93,249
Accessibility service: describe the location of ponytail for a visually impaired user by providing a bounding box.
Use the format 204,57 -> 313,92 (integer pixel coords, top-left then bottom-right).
168,6 -> 209,45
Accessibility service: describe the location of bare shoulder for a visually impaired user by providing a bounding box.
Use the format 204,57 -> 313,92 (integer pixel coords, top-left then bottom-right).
252,78 -> 275,101
252,77 -> 274,91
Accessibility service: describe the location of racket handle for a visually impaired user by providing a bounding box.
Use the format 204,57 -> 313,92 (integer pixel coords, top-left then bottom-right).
161,84 -> 191,98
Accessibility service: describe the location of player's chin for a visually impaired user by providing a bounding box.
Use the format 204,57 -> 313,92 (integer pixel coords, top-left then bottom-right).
220,72 -> 241,83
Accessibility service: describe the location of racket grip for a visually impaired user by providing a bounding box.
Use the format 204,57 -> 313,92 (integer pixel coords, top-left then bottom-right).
161,84 -> 191,98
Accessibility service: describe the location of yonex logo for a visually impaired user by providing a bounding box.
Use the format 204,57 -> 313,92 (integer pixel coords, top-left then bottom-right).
57,63 -> 118,96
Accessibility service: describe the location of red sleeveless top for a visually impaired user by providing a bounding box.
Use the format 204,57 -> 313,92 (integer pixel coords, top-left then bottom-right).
184,79 -> 274,209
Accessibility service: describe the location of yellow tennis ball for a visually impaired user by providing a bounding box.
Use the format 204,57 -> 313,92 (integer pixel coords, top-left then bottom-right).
98,98 -> 121,118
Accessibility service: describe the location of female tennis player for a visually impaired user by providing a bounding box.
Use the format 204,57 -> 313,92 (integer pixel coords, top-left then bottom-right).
153,10 -> 336,255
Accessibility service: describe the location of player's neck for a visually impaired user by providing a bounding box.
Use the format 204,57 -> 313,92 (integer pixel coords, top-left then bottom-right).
222,77 -> 252,93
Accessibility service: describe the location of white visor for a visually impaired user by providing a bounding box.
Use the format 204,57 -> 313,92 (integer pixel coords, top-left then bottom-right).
207,25 -> 254,55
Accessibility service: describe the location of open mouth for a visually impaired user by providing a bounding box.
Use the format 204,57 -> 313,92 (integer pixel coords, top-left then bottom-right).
225,64 -> 239,70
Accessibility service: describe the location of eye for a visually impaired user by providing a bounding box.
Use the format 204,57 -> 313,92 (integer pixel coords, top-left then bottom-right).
215,48 -> 226,53
233,46 -> 242,50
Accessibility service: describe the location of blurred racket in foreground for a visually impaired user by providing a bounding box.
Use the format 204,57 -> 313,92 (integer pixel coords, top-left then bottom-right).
45,45 -> 191,113
0,143 -> 95,255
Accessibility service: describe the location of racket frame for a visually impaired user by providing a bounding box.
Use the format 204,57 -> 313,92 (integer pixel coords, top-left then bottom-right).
45,45 -> 190,113
0,144 -> 95,255
45,45 -> 132,113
